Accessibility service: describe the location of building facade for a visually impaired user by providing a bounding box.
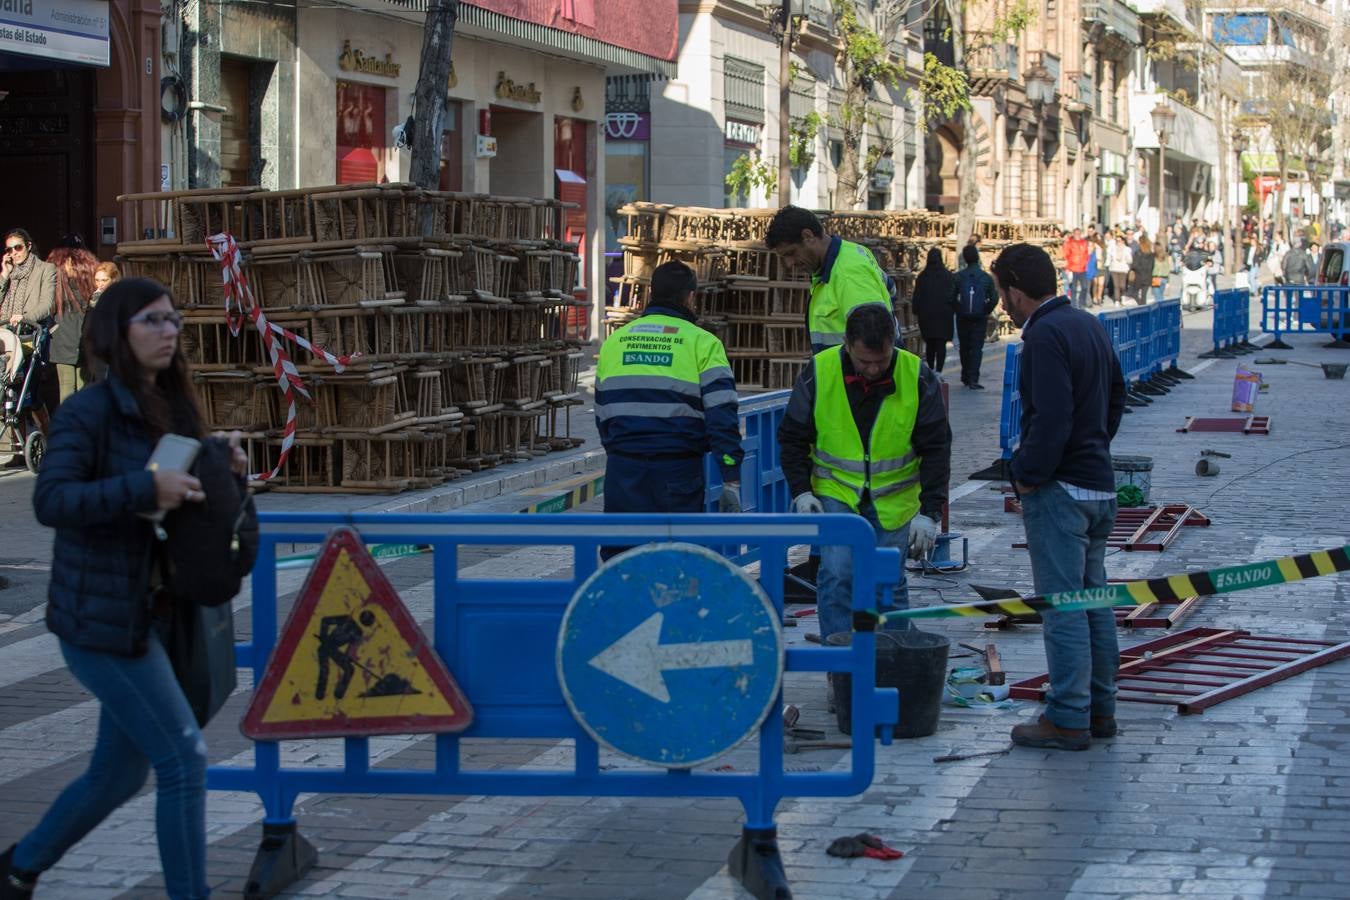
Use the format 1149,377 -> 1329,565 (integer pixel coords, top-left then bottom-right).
644,0 -> 926,212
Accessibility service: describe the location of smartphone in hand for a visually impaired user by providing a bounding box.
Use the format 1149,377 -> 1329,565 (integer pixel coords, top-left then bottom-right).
143,434 -> 202,525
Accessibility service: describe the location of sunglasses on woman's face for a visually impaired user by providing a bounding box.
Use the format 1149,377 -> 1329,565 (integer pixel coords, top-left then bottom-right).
4,244 -> 24,254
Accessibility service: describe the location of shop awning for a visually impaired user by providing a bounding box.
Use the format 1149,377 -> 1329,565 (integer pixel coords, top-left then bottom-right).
0,0 -> 109,67
381,0 -> 677,77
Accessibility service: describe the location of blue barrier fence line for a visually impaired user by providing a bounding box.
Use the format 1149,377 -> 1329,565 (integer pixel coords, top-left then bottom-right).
210,512 -> 900,834
1209,289 -> 1252,355
1260,284 -> 1350,347
704,389 -> 791,514
998,342 -> 1023,461
1096,297 -> 1185,405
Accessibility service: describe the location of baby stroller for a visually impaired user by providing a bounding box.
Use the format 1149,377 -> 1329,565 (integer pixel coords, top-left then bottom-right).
0,322 -> 51,473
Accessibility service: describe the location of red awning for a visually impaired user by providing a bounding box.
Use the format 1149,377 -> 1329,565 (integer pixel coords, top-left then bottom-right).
471,0 -> 677,64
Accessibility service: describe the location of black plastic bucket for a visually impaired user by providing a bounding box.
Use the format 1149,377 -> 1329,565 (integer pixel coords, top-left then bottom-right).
826,629 -> 951,739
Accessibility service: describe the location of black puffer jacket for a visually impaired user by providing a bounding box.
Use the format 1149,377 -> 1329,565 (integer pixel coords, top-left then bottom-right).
35,375 -> 161,656
911,267 -> 957,341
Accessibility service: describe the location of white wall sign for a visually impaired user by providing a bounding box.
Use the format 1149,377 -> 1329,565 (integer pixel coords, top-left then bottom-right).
0,0 -> 109,67
724,120 -> 761,146
476,135 -> 498,159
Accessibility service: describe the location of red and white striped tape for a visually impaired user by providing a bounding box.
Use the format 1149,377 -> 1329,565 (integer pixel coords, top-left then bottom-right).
206,232 -> 360,481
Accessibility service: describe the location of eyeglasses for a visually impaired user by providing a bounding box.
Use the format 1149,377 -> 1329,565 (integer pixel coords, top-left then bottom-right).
4,244 -> 24,253
129,311 -> 184,330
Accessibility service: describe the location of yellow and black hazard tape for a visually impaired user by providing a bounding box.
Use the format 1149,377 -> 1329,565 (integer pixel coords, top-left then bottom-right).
876,545 -> 1350,622
517,474 -> 605,515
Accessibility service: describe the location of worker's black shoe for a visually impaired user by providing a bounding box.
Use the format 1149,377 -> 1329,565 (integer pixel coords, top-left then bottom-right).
969,382 -> 986,390
1010,715 -> 1090,751
0,845 -> 38,898
1090,716 -> 1118,739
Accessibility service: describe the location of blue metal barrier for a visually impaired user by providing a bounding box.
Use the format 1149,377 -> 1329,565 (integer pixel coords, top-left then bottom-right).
1205,289 -> 1253,357
1100,298 -> 1188,405
704,389 -> 791,513
1153,298 -> 1182,370
1261,284 -> 1350,349
998,342 -> 1023,461
211,512 -> 900,897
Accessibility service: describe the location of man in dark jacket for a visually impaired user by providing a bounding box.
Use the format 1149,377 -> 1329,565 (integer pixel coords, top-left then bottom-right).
777,304 -> 951,642
953,245 -> 998,389
992,243 -> 1127,752
595,261 -> 744,558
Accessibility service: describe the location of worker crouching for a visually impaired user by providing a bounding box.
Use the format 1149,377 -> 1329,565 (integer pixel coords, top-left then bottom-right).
778,304 -> 952,641
595,261 -> 745,560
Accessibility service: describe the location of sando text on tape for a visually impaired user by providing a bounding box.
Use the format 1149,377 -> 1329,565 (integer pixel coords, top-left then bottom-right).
875,545 -> 1350,623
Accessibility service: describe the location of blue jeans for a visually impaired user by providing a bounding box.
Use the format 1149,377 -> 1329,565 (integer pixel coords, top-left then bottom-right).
1150,285 -> 1165,304
1020,482 -> 1118,730
15,628 -> 209,899
817,495 -> 912,640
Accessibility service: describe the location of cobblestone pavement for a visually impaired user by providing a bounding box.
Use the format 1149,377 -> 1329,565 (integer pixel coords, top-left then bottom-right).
5,298 -> 1350,899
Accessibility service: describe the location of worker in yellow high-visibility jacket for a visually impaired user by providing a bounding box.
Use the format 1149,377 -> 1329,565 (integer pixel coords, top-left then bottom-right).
765,205 -> 898,354
595,260 -> 744,559
777,304 -> 951,642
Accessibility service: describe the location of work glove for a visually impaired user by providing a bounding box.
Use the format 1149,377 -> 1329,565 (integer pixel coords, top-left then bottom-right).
907,514 -> 939,560
718,482 -> 742,513
792,492 -> 824,514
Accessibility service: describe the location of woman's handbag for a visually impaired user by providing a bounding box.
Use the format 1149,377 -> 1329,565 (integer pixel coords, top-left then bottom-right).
1151,276 -> 1164,288
166,600 -> 237,727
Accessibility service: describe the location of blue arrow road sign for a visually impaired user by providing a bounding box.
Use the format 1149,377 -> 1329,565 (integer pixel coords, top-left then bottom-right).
556,542 -> 784,768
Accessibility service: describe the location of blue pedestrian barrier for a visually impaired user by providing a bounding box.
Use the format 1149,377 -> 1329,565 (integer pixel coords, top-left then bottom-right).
998,342 -> 1023,461
704,389 -> 791,514
1205,289 -> 1254,357
1100,298 -> 1188,406
212,512 -> 901,898
1260,284 -> 1350,349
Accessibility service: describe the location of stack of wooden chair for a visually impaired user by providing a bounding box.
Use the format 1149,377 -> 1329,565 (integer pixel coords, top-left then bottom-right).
609,205 -> 1065,388
116,183 -> 586,493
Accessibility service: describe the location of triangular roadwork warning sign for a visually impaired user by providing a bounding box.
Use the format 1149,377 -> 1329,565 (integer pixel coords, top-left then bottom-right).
241,526 -> 473,740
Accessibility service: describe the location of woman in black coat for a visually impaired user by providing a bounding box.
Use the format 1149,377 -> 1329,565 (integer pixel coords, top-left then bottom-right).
2,278 -> 246,899
911,248 -> 957,373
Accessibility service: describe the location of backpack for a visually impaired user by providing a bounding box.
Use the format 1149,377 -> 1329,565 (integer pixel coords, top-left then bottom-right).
956,268 -> 986,318
162,438 -> 259,607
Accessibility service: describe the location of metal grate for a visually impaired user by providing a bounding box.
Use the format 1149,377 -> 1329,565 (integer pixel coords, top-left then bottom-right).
1012,503 -> 1211,552
1010,628 -> 1350,714
1177,415 -> 1271,434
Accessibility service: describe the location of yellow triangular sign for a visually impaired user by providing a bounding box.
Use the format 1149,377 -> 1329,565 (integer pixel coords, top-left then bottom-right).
241,527 -> 473,740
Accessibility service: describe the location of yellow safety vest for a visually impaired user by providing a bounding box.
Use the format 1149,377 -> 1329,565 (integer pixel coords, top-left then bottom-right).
810,347 -> 922,530
808,239 -> 892,349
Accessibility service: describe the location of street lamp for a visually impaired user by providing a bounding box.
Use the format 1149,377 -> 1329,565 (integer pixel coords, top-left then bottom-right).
1025,65 -> 1055,218
1151,102 -> 1176,234
758,0 -> 805,206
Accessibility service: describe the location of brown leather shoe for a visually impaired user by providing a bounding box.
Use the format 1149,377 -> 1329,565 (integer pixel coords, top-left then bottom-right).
1011,715 -> 1090,751
1091,716 -> 1118,738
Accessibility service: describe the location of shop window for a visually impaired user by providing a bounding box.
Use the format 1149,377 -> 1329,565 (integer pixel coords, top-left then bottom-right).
337,80 -> 387,184
605,141 -> 648,253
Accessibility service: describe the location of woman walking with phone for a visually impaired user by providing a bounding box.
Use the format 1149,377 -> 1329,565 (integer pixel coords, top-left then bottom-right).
1,279 -> 245,899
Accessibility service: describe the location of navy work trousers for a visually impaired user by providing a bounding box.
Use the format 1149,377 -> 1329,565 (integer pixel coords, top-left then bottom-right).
601,453 -> 705,560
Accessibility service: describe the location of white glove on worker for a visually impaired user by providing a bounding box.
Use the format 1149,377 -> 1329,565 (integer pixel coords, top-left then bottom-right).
792,492 -> 824,514
907,514 -> 939,560
718,482 -> 742,513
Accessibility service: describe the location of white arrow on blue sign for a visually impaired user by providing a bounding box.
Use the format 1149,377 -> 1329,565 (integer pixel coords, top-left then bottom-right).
556,542 -> 784,768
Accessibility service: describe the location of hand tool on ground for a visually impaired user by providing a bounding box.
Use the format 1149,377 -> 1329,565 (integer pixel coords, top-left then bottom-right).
932,746 -> 1012,763
781,704 -> 826,740
1195,449 -> 1231,476
957,642 -> 1005,685
785,739 -> 852,754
